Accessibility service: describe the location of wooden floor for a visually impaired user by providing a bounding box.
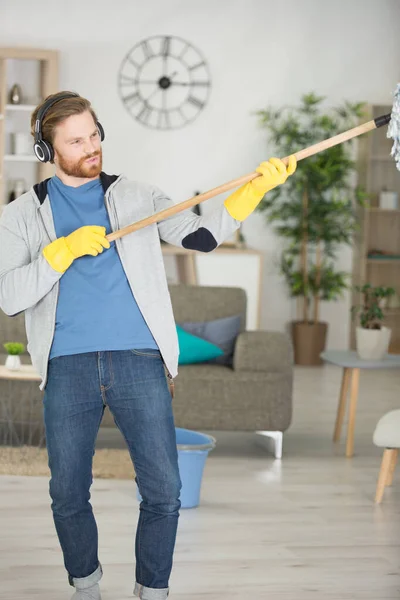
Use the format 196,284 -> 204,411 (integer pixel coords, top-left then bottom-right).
1,364 -> 399,599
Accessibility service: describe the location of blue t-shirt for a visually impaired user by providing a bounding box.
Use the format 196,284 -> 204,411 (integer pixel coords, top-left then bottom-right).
47,175 -> 158,359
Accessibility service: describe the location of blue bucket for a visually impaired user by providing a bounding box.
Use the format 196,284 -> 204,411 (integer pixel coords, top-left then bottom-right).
136,427 -> 216,509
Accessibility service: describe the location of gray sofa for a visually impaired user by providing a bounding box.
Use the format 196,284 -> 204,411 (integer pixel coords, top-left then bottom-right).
0,284 -> 293,456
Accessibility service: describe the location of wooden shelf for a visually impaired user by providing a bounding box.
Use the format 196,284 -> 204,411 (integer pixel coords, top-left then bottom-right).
0,105 -> 39,120
369,155 -> 395,161
368,208 -> 400,214
5,103 -> 37,112
367,259 -> 400,264
4,154 -> 36,162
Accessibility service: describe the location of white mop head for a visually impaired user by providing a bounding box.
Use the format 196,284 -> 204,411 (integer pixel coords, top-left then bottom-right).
387,83 -> 400,171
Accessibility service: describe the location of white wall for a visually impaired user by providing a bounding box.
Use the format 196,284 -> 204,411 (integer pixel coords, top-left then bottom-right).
2,0 -> 400,348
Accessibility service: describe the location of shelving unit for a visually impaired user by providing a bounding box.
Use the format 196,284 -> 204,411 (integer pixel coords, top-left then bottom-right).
351,103 -> 400,352
0,47 -> 58,208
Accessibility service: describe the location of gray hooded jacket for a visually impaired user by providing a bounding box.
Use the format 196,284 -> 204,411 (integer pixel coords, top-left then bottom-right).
0,172 -> 240,390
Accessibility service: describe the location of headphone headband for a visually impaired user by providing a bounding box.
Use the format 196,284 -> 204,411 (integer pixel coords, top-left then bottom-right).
34,92 -> 80,143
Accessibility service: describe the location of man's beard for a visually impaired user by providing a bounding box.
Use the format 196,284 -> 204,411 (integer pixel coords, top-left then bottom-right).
56,149 -> 103,178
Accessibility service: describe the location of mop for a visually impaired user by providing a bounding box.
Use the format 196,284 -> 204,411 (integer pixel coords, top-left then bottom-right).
106,85 -> 400,244
387,83 -> 400,170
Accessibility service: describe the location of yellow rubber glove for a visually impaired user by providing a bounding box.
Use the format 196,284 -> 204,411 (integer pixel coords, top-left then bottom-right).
43,225 -> 110,273
224,156 -> 297,221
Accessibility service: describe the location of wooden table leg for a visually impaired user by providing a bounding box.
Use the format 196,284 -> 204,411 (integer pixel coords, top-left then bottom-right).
346,367 -> 360,458
333,367 -> 351,442
176,254 -> 197,284
387,448 -> 398,486
375,448 -> 396,503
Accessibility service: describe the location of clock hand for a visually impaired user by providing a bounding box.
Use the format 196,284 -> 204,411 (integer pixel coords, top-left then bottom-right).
163,52 -> 168,77
169,81 -> 209,86
145,85 -> 162,103
136,71 -> 179,87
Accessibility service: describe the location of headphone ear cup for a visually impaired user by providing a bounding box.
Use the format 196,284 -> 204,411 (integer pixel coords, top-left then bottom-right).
34,140 -> 53,163
44,140 -> 54,163
97,121 -> 105,141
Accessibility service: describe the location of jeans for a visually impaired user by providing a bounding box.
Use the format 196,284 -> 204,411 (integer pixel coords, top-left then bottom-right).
43,349 -> 182,600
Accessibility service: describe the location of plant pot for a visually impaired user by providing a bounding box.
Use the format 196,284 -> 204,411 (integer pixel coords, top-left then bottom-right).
291,321 -> 328,365
356,326 -> 391,361
5,354 -> 21,370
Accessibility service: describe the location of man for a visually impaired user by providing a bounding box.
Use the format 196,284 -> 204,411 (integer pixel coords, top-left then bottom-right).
0,91 -> 296,600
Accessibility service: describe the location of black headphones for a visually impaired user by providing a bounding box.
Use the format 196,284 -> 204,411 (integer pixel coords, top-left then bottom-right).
33,91 -> 105,163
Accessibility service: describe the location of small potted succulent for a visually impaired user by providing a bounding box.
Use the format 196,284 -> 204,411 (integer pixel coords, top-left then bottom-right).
351,284 -> 396,360
3,342 -> 25,371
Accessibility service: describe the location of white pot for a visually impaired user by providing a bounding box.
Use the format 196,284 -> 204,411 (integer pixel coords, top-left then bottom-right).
5,354 -> 21,371
356,326 -> 391,361
11,132 -> 32,156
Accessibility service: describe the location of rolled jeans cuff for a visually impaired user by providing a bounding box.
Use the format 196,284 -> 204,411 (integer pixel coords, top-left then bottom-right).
134,582 -> 169,599
68,563 -> 103,589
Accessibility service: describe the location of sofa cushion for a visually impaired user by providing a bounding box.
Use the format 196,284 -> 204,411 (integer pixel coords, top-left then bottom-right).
178,314 -> 241,366
176,325 -> 223,365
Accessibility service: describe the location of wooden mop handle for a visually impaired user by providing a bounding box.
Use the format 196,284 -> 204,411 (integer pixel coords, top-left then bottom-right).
106,113 -> 391,243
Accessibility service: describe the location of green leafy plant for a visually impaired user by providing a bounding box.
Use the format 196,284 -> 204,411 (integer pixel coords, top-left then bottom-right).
351,284 -> 395,330
3,342 -> 25,355
255,92 -> 368,324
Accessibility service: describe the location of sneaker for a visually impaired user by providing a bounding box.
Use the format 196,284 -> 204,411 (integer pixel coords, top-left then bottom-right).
71,583 -> 102,600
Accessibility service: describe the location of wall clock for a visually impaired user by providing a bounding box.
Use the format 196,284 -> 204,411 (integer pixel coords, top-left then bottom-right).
118,35 -> 211,130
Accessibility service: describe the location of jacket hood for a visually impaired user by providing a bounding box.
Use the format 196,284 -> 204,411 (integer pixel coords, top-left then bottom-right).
33,172 -> 121,205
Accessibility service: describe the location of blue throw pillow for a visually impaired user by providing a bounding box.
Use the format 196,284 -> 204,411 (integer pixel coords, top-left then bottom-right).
178,314 -> 242,366
176,325 -> 224,365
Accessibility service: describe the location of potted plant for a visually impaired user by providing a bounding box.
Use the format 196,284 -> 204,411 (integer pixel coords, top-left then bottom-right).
255,93 -> 367,364
3,342 -> 25,370
351,284 -> 395,360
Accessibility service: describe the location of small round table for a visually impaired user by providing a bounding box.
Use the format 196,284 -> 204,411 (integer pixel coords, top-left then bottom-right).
320,350 -> 400,458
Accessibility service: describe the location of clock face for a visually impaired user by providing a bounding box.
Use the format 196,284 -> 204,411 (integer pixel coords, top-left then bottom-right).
118,35 -> 211,130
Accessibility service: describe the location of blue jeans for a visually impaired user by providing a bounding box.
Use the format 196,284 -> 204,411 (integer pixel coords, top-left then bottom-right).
43,349 -> 182,600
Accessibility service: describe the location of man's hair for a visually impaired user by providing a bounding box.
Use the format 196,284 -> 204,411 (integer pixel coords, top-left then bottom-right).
30,91 -> 98,144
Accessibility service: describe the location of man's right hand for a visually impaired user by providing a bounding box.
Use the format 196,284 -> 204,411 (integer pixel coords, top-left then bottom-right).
43,225 -> 110,273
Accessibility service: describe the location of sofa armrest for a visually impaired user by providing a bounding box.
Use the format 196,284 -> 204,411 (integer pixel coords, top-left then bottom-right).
233,331 -> 293,373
